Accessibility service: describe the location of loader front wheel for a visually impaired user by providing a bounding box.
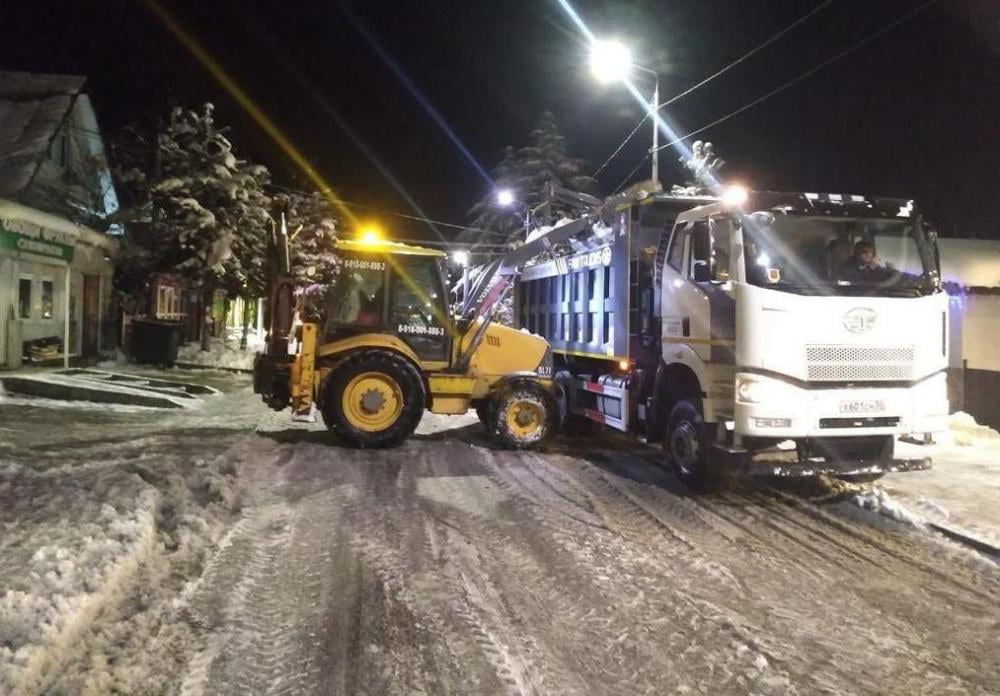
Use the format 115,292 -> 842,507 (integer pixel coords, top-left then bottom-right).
323,351 -> 424,448
493,384 -> 553,449
475,399 -> 497,435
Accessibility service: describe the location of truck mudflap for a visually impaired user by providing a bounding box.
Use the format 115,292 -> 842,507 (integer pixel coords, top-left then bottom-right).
708,444 -> 932,478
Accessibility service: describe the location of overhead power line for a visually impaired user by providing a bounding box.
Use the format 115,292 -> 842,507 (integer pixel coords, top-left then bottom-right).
268,182 -> 503,241
649,0 -> 937,158
592,0 -> 836,179
614,154 -> 651,194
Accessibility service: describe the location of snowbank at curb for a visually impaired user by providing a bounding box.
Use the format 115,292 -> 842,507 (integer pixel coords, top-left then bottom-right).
0,490 -> 159,695
877,412 -> 1000,556
945,411 -> 1000,448
177,339 -> 257,371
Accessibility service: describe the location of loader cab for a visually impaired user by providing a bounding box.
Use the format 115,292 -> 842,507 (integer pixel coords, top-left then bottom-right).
325,240 -> 453,362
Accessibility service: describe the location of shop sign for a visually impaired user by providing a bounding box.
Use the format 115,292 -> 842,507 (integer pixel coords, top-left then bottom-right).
0,219 -> 75,262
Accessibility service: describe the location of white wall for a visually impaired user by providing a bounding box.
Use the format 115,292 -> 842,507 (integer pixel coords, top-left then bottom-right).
938,238 -> 1000,288
956,294 -> 1000,372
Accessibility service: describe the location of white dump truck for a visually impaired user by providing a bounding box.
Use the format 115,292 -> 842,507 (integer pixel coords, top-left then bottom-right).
514,186 -> 948,491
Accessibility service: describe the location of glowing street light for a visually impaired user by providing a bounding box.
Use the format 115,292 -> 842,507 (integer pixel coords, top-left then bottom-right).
589,38 -> 661,184
496,188 -> 515,207
589,39 -> 633,84
451,250 -> 469,266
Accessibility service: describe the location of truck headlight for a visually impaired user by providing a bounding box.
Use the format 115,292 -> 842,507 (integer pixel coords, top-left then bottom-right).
736,374 -> 794,404
736,375 -> 768,403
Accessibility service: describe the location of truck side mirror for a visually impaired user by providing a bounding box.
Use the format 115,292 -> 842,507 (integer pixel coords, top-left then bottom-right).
691,260 -> 711,283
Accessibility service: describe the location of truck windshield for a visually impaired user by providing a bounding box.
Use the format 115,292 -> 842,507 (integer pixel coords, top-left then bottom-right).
740,212 -> 937,296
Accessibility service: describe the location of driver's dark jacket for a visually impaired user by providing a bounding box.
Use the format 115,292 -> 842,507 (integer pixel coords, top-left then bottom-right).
838,261 -> 894,283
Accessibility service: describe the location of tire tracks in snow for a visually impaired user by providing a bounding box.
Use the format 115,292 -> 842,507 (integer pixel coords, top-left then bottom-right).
174,428 -> 1000,695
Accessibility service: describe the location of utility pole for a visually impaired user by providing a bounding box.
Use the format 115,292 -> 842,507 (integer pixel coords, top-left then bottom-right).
650,77 -> 659,185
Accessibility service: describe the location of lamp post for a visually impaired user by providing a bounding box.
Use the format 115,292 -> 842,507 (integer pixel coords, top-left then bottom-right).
589,39 -> 660,185
495,188 -> 531,241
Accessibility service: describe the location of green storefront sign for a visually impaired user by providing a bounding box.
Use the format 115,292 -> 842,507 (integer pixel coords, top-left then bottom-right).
0,221 -> 75,262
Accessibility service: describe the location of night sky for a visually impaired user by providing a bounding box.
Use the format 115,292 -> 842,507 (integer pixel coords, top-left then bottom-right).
2,0 -> 998,239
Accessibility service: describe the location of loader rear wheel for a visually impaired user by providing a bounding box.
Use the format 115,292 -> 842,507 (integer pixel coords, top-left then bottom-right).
665,398 -> 727,494
493,384 -> 553,449
322,350 -> 424,448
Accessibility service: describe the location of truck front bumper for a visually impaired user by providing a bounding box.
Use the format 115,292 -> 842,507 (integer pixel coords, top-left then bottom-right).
733,371 -> 949,439
709,444 -> 931,478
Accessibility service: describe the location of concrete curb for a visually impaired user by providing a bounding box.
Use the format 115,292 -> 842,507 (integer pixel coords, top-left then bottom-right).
173,362 -> 253,375
1,376 -> 184,409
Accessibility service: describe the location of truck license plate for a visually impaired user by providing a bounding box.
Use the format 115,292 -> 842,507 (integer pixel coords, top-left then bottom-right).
839,399 -> 885,414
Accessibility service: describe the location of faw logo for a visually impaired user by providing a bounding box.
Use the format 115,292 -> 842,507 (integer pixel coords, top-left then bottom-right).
843,307 -> 877,334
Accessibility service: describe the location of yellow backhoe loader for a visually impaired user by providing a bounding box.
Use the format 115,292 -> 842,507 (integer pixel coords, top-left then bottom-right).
253,229 -> 568,449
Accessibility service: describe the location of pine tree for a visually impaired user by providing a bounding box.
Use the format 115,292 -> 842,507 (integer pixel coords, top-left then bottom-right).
464,111 -> 596,248
280,190 -> 341,293
114,103 -> 274,350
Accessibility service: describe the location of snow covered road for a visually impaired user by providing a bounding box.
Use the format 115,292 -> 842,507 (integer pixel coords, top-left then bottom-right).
2,374 -> 999,694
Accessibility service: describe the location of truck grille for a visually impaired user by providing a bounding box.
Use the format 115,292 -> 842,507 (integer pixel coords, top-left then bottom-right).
805,345 -> 914,381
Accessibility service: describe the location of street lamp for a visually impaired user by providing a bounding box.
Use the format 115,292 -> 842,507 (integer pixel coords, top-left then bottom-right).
495,188 -> 531,240
589,39 -> 661,185
589,39 -> 632,83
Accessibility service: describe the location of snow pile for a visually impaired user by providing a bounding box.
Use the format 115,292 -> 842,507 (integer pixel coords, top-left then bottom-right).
947,412 -> 1000,448
176,339 -> 256,371
0,492 -> 159,694
851,487 -> 925,527
884,411 -> 1000,555
525,217 -> 575,244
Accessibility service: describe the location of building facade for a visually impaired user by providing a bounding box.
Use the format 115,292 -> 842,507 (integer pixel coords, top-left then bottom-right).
0,71 -> 119,367
939,237 -> 1000,429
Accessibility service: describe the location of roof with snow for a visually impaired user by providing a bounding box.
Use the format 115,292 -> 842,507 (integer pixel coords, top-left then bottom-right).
0,70 -> 87,199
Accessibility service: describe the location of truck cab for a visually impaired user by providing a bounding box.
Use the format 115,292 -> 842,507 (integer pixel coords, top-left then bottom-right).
658,191 -> 947,487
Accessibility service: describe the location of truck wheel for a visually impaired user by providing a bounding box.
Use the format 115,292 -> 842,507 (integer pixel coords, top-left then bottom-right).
322,350 -> 425,448
493,384 -> 553,449
664,398 -> 726,493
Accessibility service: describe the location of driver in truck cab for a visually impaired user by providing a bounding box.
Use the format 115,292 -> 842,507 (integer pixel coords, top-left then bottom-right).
838,239 -> 894,284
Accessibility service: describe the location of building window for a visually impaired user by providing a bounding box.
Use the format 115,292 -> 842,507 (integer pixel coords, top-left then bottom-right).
41,280 -> 54,319
18,278 -> 32,318
156,285 -> 184,320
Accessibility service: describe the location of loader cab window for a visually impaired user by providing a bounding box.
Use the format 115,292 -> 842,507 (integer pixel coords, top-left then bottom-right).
390,255 -> 450,361
325,257 -> 387,333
